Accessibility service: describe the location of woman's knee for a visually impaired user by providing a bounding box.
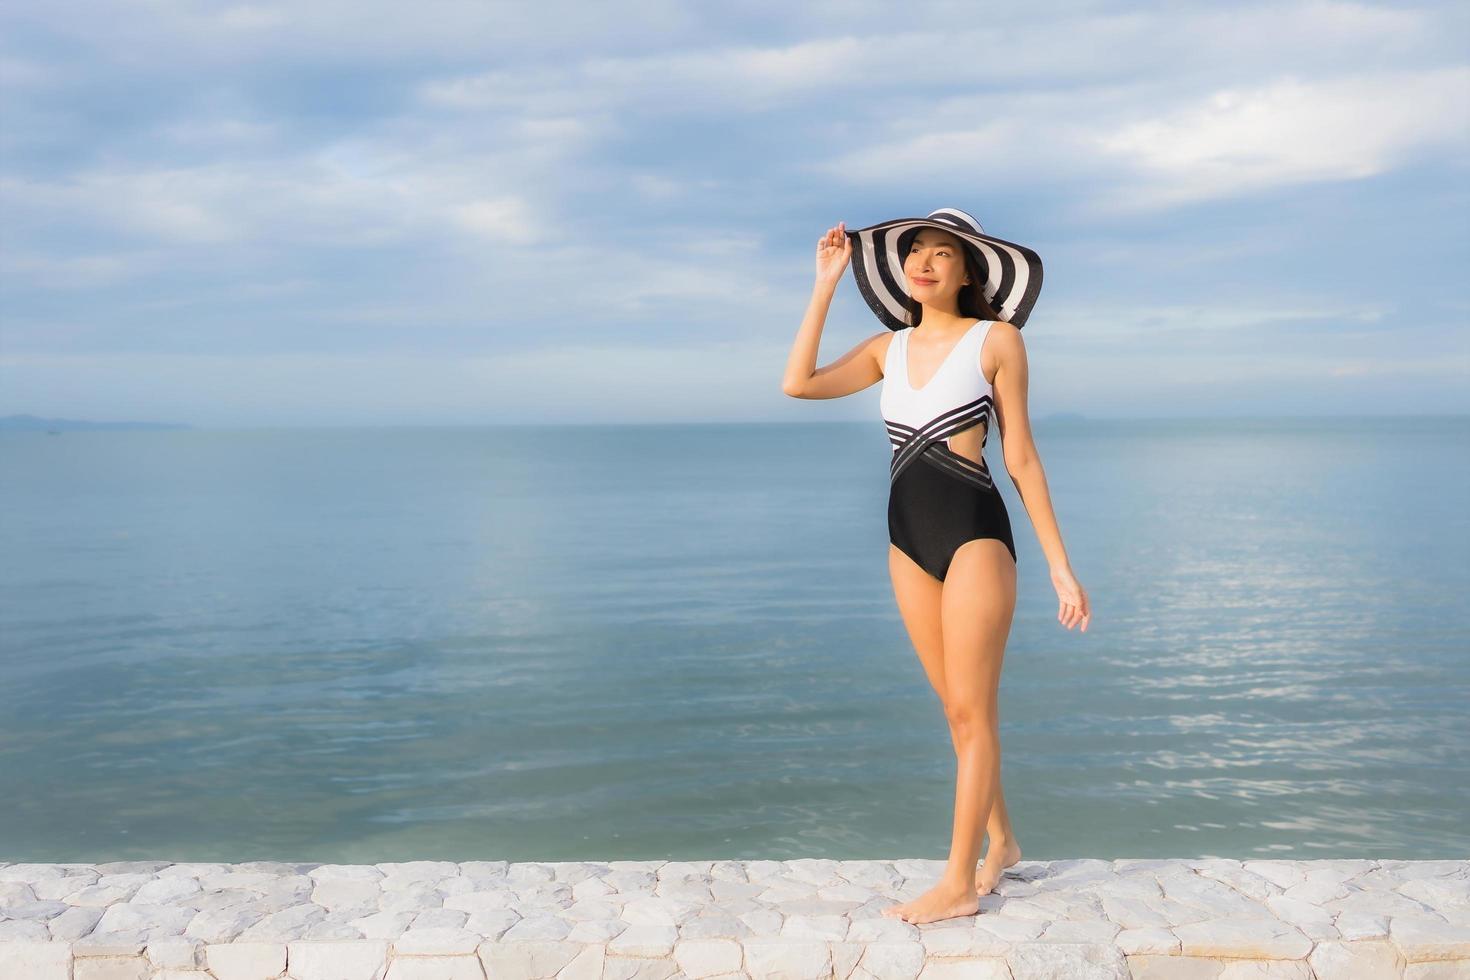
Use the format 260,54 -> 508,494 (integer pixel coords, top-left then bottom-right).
943,699 -> 999,739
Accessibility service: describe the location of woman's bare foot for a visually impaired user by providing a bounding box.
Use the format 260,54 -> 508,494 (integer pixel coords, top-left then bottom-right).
880,879 -> 979,924
974,838 -> 1022,895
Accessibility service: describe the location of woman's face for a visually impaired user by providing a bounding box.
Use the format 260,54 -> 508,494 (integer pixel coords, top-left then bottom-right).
902,228 -> 968,302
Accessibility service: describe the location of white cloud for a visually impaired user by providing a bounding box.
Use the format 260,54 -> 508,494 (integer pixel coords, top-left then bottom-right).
0,249 -> 156,290
1093,67 -> 1470,210
817,64 -> 1469,207
447,196 -> 541,243
417,31 -> 996,117
408,2 -> 1440,120
0,154 -> 553,249
216,4 -> 289,31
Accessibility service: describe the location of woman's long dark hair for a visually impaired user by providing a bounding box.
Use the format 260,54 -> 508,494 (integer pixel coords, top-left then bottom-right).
899,229 -> 1001,326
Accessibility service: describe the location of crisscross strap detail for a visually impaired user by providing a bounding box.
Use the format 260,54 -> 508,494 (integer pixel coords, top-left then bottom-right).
885,395 -> 995,491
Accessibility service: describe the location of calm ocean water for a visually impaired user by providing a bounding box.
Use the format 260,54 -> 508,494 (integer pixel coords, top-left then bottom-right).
2,417 -> 1466,864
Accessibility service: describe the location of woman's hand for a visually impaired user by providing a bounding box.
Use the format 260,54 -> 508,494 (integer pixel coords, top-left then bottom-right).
1051,564 -> 1091,631
815,221 -> 852,286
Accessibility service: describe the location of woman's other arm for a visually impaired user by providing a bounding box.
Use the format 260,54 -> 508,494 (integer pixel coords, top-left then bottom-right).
989,322 -> 1092,631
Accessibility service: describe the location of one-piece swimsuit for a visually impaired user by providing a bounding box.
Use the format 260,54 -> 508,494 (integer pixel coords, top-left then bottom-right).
880,319 -> 1016,580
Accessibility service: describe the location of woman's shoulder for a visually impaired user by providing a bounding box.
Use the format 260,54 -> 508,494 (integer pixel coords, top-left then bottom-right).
983,319 -> 1022,344
978,320 -> 1022,377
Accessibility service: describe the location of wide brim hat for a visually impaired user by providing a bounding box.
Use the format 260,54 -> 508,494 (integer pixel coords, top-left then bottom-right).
845,207 -> 1043,331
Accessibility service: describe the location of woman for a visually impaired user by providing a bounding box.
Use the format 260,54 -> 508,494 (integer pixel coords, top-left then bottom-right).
781,208 -> 1091,926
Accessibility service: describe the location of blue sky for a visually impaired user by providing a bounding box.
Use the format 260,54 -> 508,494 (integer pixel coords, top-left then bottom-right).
1,1 -> 1466,426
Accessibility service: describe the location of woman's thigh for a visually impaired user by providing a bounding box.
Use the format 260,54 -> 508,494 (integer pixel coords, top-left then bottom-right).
940,539 -> 1017,716
889,543 -> 947,702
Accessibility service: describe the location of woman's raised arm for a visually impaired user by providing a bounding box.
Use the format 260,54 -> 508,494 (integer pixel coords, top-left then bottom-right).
783,221 -> 888,399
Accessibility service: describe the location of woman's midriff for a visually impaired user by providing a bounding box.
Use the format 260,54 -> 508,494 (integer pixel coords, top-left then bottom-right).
943,420 -> 988,466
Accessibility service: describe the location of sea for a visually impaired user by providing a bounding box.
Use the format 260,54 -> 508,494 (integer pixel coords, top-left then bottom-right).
1,417 -> 1466,864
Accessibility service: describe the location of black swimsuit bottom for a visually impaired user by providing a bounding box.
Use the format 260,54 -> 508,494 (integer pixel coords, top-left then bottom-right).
887,427 -> 1017,581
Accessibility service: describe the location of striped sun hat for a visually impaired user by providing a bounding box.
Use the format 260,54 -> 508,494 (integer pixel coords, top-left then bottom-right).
845,207 -> 1044,331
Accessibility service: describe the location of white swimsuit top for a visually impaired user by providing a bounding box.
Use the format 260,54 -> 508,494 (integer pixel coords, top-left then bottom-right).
880,319 -> 998,488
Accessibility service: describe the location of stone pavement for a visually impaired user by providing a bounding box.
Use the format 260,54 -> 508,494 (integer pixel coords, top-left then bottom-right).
1,857 -> 1467,978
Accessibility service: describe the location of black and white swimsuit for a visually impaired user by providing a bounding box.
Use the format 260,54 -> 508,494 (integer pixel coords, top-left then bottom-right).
881,318 -> 1017,580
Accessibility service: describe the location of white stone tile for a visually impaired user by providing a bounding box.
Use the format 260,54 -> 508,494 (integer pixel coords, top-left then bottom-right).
0,865 -> 73,881
410,908 -> 468,931
1007,941 -> 1129,980
917,925 -> 1011,957
94,902 -> 196,935
1336,909 -> 1391,941
455,862 -> 508,878
393,926 -> 483,955
72,953 -> 152,980
849,939 -> 924,979
1401,877 -> 1470,910
744,936 -> 834,979
309,864 -> 385,882
476,939 -> 585,978
132,877 -> 203,906
184,906 -> 265,943
310,876 -> 382,913
1,918 -> 55,941
204,940 -> 286,980
375,862 -> 459,883
347,909 -> 417,940
286,939 -> 389,980
1038,918 -> 1121,943
607,922 -> 678,957
1308,939 -> 1403,979
565,917 -> 627,943
1115,925 -> 1179,955
499,914 -> 573,941
382,956 -> 485,980
442,888 -> 516,914
913,957 -> 1010,979
1391,915 -> 1470,962
779,913 -> 848,941
463,908 -> 521,938
302,921 -> 365,940
155,865 -> 228,880
0,941 -> 71,980
673,937 -> 743,977
145,937 -> 201,968
71,931 -> 148,955
33,875 -> 101,902
1173,916 -> 1314,959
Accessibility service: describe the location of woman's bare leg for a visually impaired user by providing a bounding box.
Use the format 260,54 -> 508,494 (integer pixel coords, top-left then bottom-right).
976,779 -> 1022,895
884,537 -> 1016,924
886,542 -> 1022,896
886,542 -> 947,704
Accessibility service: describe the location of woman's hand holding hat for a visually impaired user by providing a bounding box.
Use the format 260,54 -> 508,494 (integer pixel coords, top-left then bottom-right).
815,221 -> 852,287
